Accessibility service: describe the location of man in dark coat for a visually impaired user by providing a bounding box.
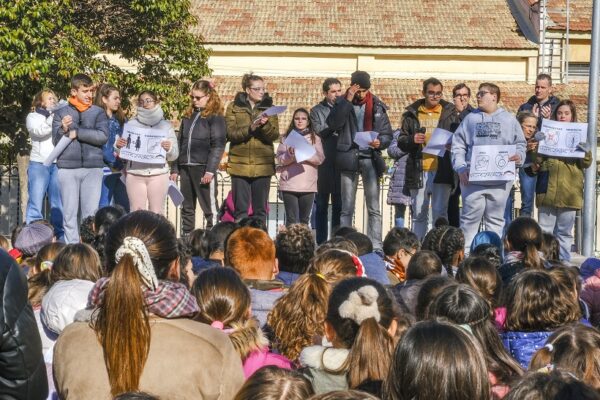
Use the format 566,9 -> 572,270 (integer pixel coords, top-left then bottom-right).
398,77 -> 459,239
326,71 -> 393,251
0,249 -> 48,399
310,78 -> 343,244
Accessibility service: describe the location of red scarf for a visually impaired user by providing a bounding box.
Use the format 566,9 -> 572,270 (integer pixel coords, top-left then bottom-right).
68,96 -> 91,113
351,90 -> 374,131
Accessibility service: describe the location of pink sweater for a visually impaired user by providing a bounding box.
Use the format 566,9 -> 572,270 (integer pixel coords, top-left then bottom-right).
243,347 -> 292,378
276,133 -> 325,193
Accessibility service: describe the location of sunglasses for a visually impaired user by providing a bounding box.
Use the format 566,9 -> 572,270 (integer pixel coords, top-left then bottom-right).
190,94 -> 208,101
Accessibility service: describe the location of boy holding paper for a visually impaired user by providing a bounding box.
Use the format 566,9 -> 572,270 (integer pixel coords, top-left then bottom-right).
52,73 -> 108,243
326,70 -> 392,251
451,83 -> 526,253
398,77 -> 459,239
276,108 -> 324,225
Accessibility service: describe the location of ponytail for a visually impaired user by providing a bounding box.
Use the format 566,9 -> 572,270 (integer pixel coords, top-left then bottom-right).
93,254 -> 150,396
523,242 -> 542,270
228,319 -> 269,361
347,317 -> 394,388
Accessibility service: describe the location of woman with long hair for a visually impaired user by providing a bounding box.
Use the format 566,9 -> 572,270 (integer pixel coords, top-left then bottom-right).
95,83 -> 130,211
52,211 -> 244,398
26,89 -> 64,239
226,72 -> 279,224
497,217 -> 544,286
276,107 -> 325,225
172,79 -> 226,233
116,91 -> 178,214
531,99 -> 592,262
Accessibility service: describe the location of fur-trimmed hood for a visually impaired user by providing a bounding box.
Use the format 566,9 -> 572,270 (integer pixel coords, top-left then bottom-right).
232,92 -> 273,111
299,345 -> 349,371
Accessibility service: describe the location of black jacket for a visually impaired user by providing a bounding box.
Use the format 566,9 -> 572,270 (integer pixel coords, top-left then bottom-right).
398,99 -> 459,189
174,112 -> 226,175
310,99 -> 340,192
325,95 -> 392,173
0,250 -> 48,399
518,95 -> 561,129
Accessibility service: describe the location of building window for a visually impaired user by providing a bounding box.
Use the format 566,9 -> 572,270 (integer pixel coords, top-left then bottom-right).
568,62 -> 590,78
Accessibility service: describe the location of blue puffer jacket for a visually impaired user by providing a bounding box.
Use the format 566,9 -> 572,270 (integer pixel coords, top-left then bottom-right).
501,330 -> 552,368
102,116 -> 125,170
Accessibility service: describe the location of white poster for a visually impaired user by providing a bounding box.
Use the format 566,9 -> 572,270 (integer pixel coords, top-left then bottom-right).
119,122 -> 167,164
283,130 -> 316,163
469,145 -> 516,182
538,119 -> 588,159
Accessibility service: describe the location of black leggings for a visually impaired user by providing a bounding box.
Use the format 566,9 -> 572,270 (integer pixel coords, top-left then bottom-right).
282,191 -> 314,225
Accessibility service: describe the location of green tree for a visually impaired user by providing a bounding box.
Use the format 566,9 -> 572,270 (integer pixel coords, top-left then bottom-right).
0,0 -> 210,162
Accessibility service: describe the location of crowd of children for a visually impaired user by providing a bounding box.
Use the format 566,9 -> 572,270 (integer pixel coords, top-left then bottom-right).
2,208 -> 600,400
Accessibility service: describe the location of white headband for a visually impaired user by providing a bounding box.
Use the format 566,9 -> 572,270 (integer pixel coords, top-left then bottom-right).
115,236 -> 159,291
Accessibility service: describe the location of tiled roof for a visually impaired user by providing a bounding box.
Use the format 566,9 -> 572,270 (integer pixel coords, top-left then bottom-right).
547,0 -> 592,32
213,76 -> 591,133
191,0 -> 535,49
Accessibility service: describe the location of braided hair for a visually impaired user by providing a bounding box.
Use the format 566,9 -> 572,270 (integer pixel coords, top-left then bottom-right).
422,225 -> 465,276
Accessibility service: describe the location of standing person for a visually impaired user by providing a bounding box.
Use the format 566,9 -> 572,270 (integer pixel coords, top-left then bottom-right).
451,83 -> 526,253
52,211 -> 244,398
276,108 -> 325,225
447,83 -> 474,227
26,89 -> 64,240
52,73 -> 109,244
398,77 -> 459,240
116,91 -> 178,215
326,71 -> 393,251
171,80 -> 226,234
387,129 -> 411,228
532,100 -> 592,262
516,111 -> 539,217
310,78 -> 343,243
226,73 -> 279,224
95,84 -> 129,212
517,73 -> 560,128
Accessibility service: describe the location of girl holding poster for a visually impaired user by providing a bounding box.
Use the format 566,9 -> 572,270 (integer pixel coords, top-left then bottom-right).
276,108 -> 324,225
532,100 -> 591,261
116,91 -> 178,214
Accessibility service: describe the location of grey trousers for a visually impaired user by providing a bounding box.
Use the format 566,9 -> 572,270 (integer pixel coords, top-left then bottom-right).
57,168 -> 104,243
538,206 -> 576,262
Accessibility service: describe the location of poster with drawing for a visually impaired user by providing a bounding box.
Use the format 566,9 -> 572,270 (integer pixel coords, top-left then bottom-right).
119,122 -> 167,164
469,144 -> 516,182
538,119 -> 588,159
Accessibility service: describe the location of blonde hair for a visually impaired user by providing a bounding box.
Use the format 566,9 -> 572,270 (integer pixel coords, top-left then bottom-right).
267,249 -> 358,360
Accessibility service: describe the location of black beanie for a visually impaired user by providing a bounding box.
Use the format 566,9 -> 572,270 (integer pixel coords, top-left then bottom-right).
351,70 -> 371,89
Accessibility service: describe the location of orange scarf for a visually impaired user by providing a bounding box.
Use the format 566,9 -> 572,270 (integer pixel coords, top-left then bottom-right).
68,96 -> 91,113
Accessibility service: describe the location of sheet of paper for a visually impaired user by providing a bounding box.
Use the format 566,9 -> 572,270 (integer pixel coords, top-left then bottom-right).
263,105 -> 287,117
422,128 -> 453,157
469,144 -> 517,182
119,122 -> 168,165
538,119 -> 588,159
353,131 -> 379,149
283,130 -> 316,163
168,180 -> 184,207
43,136 -> 73,166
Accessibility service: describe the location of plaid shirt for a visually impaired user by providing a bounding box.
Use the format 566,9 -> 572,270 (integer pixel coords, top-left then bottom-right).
89,277 -> 199,318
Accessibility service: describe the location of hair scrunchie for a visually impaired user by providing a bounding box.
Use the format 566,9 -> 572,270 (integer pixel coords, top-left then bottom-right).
338,285 -> 381,324
115,236 -> 159,291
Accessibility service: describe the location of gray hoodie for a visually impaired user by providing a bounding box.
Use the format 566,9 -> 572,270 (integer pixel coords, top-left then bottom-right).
451,107 -> 526,184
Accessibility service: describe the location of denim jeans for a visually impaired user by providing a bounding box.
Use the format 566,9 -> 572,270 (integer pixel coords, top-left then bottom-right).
394,204 -> 407,228
518,168 -> 537,217
340,158 -> 382,250
410,171 -> 452,240
538,206 -> 576,261
26,161 -> 64,240
315,190 -> 342,244
99,173 -> 130,212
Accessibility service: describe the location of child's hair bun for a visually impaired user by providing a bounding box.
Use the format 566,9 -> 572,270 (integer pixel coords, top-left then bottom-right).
338,285 -> 381,324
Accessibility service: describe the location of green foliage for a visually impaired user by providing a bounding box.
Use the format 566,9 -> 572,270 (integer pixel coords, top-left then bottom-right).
0,0 -> 210,162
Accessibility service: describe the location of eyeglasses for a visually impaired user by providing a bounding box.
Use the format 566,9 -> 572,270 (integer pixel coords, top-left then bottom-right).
190,94 -> 208,101
476,91 -> 491,98
138,98 -> 156,105
426,91 -> 443,98
454,93 -> 470,98
249,87 -> 265,92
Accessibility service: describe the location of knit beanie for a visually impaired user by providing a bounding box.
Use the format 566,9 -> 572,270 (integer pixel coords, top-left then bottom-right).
14,223 -> 54,257
351,71 -> 371,89
580,257 -> 600,280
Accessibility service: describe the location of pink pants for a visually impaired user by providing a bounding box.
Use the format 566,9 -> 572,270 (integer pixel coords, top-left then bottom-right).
126,173 -> 169,214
